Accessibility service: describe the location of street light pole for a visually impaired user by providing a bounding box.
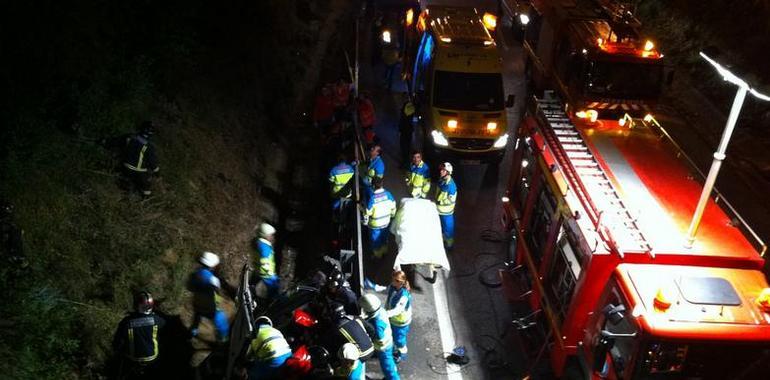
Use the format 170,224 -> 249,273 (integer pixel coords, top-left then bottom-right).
685,51 -> 770,248
685,85 -> 748,247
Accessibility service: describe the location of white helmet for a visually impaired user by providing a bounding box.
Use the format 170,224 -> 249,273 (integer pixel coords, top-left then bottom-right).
259,222 -> 276,237
441,162 -> 454,175
255,316 -> 273,327
199,251 -> 220,268
338,343 -> 360,361
359,293 -> 382,319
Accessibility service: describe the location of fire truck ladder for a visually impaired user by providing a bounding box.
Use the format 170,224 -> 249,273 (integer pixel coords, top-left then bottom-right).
535,94 -> 652,258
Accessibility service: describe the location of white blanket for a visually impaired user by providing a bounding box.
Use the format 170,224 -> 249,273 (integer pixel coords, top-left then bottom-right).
390,198 -> 451,271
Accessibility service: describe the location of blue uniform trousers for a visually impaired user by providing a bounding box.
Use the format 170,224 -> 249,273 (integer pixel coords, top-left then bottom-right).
370,227 -> 389,258
378,347 -> 400,380
192,309 -> 230,342
261,275 -> 280,299
439,214 -> 455,249
392,324 -> 410,355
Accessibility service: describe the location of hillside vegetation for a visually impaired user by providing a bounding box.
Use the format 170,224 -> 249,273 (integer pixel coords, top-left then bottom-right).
0,0 -> 351,378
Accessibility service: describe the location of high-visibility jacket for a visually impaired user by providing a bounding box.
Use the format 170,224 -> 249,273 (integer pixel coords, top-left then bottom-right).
366,308 -> 394,351
256,238 -> 277,279
333,82 -> 351,107
436,175 -> 457,215
189,267 -> 223,314
123,134 -> 159,173
364,156 -> 385,188
357,98 -> 376,128
366,189 -> 396,229
406,161 -> 430,198
386,286 -> 412,327
113,312 -> 166,363
335,317 -> 375,360
249,324 -> 292,362
329,162 -> 355,198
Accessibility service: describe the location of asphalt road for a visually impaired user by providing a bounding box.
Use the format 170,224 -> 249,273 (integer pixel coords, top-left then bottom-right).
356,2 -> 540,379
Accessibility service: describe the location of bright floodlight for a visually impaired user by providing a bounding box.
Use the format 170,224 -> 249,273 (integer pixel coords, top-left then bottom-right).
699,51 -> 770,101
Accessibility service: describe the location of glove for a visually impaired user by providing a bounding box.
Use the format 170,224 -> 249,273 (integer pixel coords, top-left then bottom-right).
362,215 -> 370,225
364,278 -> 377,290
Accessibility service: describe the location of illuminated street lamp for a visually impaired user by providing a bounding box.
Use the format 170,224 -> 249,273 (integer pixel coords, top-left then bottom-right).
685,51 -> 770,248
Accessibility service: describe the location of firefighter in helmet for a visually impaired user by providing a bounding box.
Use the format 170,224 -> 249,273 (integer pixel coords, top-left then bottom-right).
113,291 -> 166,379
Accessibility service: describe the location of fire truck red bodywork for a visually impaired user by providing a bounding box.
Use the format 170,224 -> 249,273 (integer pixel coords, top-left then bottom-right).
503,94 -> 770,378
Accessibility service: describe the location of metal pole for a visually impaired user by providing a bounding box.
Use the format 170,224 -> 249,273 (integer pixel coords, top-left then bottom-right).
354,14 -> 364,293
685,85 -> 748,248
355,17 -> 360,97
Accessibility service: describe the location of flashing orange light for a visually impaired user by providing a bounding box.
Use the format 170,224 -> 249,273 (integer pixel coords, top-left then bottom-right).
447,119 -> 458,130
406,8 -> 414,27
644,40 -> 655,52
417,11 -> 427,32
482,13 -> 497,31
440,37 -> 452,43
486,122 -> 497,131
576,110 -> 587,119
757,288 -> 770,312
653,286 -> 677,312
596,38 -> 604,47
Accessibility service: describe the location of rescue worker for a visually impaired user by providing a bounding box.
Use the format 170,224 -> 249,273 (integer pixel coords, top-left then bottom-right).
246,316 -> 292,380
436,162 -> 458,250
405,151 -> 430,198
398,94 -> 416,168
357,92 -> 377,145
362,144 -> 385,197
113,291 -> 165,379
334,343 -> 364,380
313,85 -> 335,131
189,251 -> 230,343
360,294 -> 400,380
121,121 -> 159,196
254,223 -> 280,299
324,269 -> 360,317
364,176 -> 397,258
364,271 -> 412,363
329,305 -> 375,364
332,78 -> 353,122
329,154 -> 354,214
382,40 -> 401,90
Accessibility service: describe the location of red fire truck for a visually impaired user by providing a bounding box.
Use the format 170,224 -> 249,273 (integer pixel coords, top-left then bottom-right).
501,0 -> 670,122
501,92 -> 770,379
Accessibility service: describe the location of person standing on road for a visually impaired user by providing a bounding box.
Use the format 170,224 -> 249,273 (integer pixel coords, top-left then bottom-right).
362,144 -> 385,198
189,251 -> 230,343
436,162 -> 458,250
254,223 -> 280,300
398,93 -> 416,169
246,316 -> 292,380
364,177 -> 397,259
360,294 -> 400,380
405,151 -> 430,198
366,271 -> 413,363
113,291 -> 165,380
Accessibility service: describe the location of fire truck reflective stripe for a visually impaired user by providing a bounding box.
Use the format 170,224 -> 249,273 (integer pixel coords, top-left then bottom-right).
588,102 -> 599,108
621,103 -> 629,110
632,104 -> 640,110
609,104 -> 619,110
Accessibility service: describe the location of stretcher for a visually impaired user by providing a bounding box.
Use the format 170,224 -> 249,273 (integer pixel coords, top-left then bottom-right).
390,198 -> 451,271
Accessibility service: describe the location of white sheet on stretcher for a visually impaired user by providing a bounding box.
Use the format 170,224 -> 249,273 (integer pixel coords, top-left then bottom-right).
390,198 -> 451,271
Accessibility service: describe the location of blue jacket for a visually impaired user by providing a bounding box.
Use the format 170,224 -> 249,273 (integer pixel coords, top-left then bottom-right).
386,286 -> 412,326
256,238 -> 277,279
366,308 -> 394,351
190,267 -> 223,314
329,162 -> 355,197
366,189 -> 397,229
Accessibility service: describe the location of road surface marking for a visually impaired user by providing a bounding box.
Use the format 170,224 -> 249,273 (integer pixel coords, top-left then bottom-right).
433,270 -> 464,380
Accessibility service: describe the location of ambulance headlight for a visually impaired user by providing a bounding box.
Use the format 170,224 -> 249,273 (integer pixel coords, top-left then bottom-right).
493,133 -> 509,148
431,130 -> 449,147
